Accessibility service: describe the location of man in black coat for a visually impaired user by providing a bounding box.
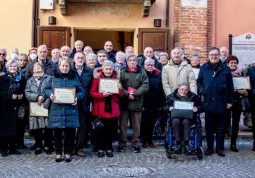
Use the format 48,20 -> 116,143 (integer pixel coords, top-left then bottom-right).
73,52 -> 93,156
25,45 -> 56,80
197,47 -> 234,157
104,41 -> 117,63
0,47 -> 7,72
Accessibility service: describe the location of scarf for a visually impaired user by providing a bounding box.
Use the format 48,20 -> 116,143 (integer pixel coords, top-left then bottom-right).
231,68 -> 241,77
128,66 -> 138,73
208,60 -> 222,71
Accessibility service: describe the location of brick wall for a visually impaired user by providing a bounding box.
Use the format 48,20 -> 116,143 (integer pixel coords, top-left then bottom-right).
174,0 -> 212,63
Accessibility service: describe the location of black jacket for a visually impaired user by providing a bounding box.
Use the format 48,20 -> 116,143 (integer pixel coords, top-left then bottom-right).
137,54 -> 162,71
107,50 -> 117,63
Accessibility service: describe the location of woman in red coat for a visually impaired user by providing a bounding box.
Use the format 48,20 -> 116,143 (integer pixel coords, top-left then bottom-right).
90,60 -> 123,158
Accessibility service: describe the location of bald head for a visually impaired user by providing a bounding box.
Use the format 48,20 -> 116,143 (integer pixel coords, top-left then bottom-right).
74,40 -> 84,52
144,47 -> 154,58
220,47 -> 229,59
37,45 -> 48,61
104,41 -> 113,53
171,48 -> 181,64
60,46 -> 71,57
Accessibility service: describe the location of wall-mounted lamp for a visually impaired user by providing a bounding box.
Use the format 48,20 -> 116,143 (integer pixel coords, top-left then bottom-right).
154,19 -> 162,27
49,16 -> 56,25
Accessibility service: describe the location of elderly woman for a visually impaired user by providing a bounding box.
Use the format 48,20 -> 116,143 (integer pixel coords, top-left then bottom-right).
85,53 -> 97,69
226,56 -> 248,152
44,58 -> 85,162
28,47 -> 37,62
158,52 -> 169,66
114,51 -> 126,71
190,54 -> 201,79
0,59 -> 26,157
25,62 -> 53,155
163,83 -> 199,154
90,60 -> 123,158
141,59 -> 164,148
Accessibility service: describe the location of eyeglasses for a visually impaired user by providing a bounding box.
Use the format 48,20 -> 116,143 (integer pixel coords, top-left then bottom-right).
0,53 -> 6,56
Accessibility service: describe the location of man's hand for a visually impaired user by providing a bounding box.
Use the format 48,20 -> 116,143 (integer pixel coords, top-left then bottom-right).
227,103 -> 232,109
169,107 -> 174,111
129,94 -> 135,100
193,107 -> 198,112
12,94 -> 18,100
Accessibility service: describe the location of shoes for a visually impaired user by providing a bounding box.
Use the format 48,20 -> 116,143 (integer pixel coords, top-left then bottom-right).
55,155 -> 63,162
216,150 -> 225,157
117,146 -> 125,152
98,150 -> 105,157
1,151 -> 8,157
133,147 -> 141,153
76,150 -> 86,157
184,145 -> 192,154
142,143 -> 147,148
174,144 -> 182,154
205,149 -> 213,156
34,148 -> 42,155
44,147 -> 52,155
230,145 -> 238,152
65,154 -> 72,162
148,144 -> 156,148
106,150 -> 113,157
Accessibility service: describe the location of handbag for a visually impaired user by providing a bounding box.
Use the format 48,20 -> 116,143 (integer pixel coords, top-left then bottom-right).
91,102 -> 104,130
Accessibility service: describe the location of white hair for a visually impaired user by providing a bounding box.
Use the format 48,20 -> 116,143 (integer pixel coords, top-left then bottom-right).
6,59 -> 19,71
0,47 -> 7,55
60,46 -> 71,51
86,53 -> 97,61
116,51 -> 126,59
125,46 -> 133,51
158,52 -> 169,59
144,58 -> 155,65
102,60 -> 114,68
38,45 -> 48,51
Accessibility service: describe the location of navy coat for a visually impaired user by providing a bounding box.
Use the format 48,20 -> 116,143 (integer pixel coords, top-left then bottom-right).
137,54 -> 163,71
72,65 -> 93,112
247,66 -> 255,95
44,70 -> 85,128
197,62 -> 234,113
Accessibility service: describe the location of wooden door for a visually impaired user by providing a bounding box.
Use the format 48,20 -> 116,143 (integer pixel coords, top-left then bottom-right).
138,28 -> 169,54
37,26 -> 71,56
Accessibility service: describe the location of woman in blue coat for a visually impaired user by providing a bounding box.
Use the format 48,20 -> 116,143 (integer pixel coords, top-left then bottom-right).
45,57 -> 85,162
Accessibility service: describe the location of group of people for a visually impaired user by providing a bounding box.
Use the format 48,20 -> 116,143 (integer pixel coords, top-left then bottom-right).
0,40 -> 255,162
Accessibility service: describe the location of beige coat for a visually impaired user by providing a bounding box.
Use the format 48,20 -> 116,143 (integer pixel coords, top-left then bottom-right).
162,59 -> 197,96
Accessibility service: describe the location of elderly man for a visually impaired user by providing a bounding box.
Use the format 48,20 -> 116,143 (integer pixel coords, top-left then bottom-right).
95,50 -> 108,68
197,47 -> 234,157
153,47 -> 164,60
118,54 -> 149,153
83,46 -> 93,56
11,48 -> 19,60
70,40 -> 84,59
125,46 -> 134,56
72,52 -> 93,157
104,41 -> 117,63
220,47 -> 229,63
137,47 -> 162,71
60,46 -> 71,58
51,48 -> 60,64
190,54 -> 201,79
162,48 -> 196,97
18,53 -> 28,75
25,45 -> 56,80
0,47 -> 7,71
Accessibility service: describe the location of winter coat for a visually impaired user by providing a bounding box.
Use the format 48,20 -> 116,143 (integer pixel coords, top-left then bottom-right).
107,50 -> 117,63
25,74 -> 51,130
197,62 -> 234,113
44,70 -> 85,128
120,65 -> 149,111
162,59 -> 197,96
72,65 -> 93,112
0,72 -> 26,137
70,48 -> 84,59
143,69 -> 165,113
25,58 -> 56,80
90,68 -> 123,118
247,66 -> 255,95
137,54 -> 162,71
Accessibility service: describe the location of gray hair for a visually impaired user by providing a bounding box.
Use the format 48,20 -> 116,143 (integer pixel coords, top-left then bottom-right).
60,46 -> 71,52
58,57 -> 71,67
126,54 -> 138,61
102,60 -> 114,68
74,52 -> 85,59
6,59 -> 19,71
0,47 -> 7,55
144,58 -> 155,65
159,52 -> 169,59
86,53 -> 97,61
11,48 -> 19,54
18,53 -> 28,60
125,46 -> 133,51
178,83 -> 190,90
38,45 -> 48,51
116,51 -> 126,60
190,54 -> 200,61
97,50 -> 108,57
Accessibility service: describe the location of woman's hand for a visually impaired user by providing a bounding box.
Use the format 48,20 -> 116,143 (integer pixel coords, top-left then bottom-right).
193,107 -> 198,112
37,96 -> 44,104
117,82 -> 122,89
103,92 -> 112,97
17,94 -> 23,100
128,94 -> 135,100
169,107 -> 174,111
238,89 -> 248,96
50,93 -> 55,101
72,98 -> 77,105
12,94 -> 18,100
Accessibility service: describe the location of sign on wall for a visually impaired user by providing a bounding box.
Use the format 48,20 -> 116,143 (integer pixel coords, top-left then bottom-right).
232,33 -> 255,69
181,0 -> 207,8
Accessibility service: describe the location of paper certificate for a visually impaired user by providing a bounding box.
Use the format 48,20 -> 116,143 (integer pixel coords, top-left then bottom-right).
99,79 -> 119,94
233,77 -> 251,90
53,87 -> 76,104
174,101 -> 194,110
30,102 -> 48,117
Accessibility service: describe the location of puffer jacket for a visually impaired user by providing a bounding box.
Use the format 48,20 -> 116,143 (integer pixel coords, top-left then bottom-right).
162,59 -> 197,96
44,70 -> 85,128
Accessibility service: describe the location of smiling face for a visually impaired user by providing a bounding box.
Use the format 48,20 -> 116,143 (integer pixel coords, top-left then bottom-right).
228,60 -> 238,71
86,58 -> 96,68
8,62 -> 18,74
97,52 -> 108,64
74,53 -> 85,66
59,59 -> 70,73
104,41 -> 113,53
75,41 -> 84,52
171,48 -> 181,64
33,65 -> 44,78
83,46 -> 93,55
52,49 -> 60,60
102,65 -> 113,77
144,47 -> 154,58
209,49 -> 220,64
144,61 -> 154,72
61,47 -> 71,57
159,55 -> 168,65
178,85 -> 189,97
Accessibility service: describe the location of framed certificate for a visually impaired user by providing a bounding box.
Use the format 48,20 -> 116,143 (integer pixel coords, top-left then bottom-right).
233,76 -> 251,90
99,79 -> 119,94
174,101 -> 194,110
53,87 -> 76,104
30,102 -> 48,117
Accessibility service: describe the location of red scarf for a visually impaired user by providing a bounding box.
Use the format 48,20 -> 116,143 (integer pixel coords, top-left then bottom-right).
128,66 -> 138,73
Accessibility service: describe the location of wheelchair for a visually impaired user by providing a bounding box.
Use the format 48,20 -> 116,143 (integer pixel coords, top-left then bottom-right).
165,113 -> 203,160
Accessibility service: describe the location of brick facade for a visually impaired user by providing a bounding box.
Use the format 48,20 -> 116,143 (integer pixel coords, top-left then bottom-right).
174,0 -> 212,63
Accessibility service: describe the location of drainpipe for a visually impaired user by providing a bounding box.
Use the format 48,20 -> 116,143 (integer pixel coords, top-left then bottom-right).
32,0 -> 39,47
165,0 -> 170,53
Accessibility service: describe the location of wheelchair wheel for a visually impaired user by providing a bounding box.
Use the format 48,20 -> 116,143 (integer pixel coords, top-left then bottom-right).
166,150 -> 172,159
196,146 -> 203,160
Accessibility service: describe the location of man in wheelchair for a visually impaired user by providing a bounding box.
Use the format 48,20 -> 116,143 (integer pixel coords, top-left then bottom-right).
163,83 -> 201,155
